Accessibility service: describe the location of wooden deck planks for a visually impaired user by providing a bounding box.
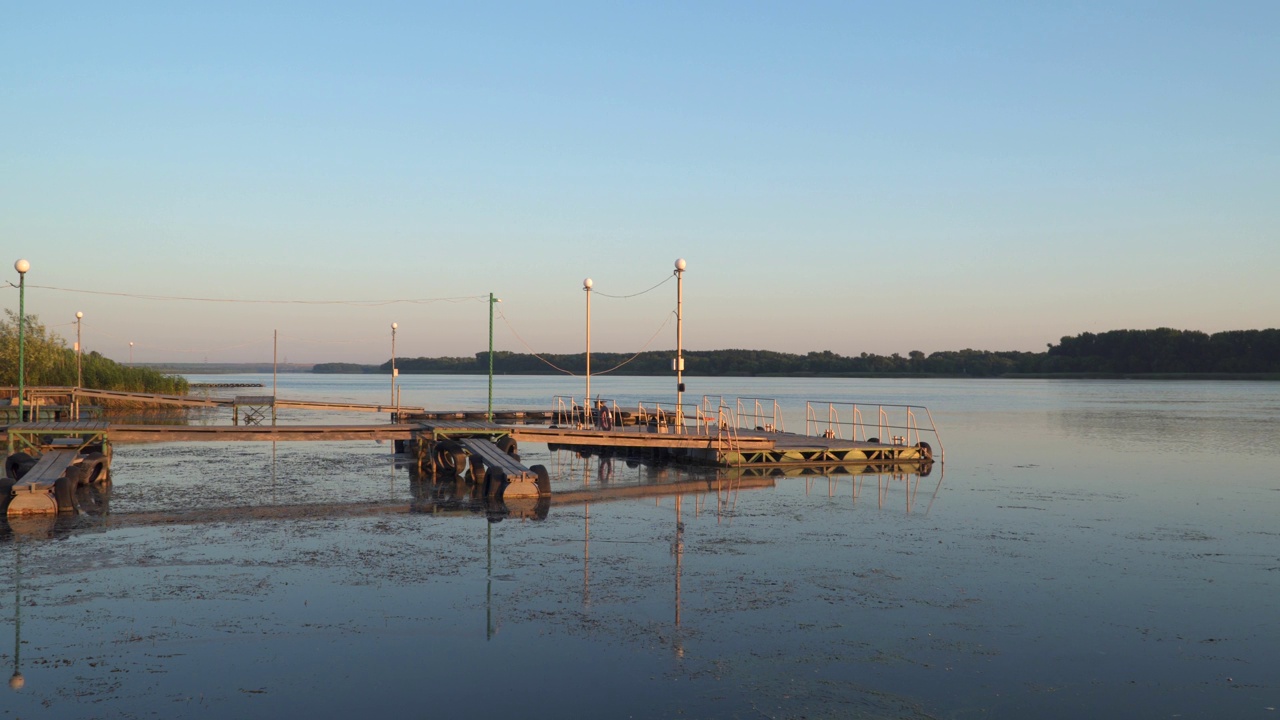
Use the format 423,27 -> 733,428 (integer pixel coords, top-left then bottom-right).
106,424 -> 416,442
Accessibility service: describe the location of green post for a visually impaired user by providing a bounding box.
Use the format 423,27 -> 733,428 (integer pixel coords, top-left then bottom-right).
487,293 -> 497,422
15,260 -> 29,428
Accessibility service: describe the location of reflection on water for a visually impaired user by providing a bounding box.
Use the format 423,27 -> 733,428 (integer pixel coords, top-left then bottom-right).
2,377 -> 1277,718
8,540 -> 21,692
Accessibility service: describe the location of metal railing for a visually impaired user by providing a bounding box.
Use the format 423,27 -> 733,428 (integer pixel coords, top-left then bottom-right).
736,397 -> 785,433
804,401 -> 944,462
634,400 -> 709,434
553,395 -> 622,429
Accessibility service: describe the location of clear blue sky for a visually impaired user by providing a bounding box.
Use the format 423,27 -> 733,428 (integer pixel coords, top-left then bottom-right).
3,2 -> 1276,364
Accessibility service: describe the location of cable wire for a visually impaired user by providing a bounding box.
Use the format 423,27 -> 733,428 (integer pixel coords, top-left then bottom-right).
18,283 -> 487,307
593,273 -> 674,299
593,311 -> 676,375
496,307 -> 578,376
496,306 -> 676,377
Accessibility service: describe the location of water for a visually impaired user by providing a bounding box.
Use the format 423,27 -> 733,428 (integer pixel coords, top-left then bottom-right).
3,376 -> 1278,718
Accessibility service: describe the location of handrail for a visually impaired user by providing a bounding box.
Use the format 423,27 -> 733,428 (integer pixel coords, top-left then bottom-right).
635,400 -> 702,434
805,401 -> 945,462
553,395 -> 621,429
735,397 -> 784,433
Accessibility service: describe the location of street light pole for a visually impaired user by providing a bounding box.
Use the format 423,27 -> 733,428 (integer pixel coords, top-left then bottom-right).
583,278 -> 593,418
488,293 -> 501,422
14,260 -> 29,423
129,342 -> 134,365
674,258 -> 686,429
75,312 -> 83,388
75,311 -> 84,420
390,322 -> 398,409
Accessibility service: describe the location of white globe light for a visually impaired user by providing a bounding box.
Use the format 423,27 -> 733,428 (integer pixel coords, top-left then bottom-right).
583,278 -> 593,289
675,258 -> 687,271
391,322 -> 398,330
76,311 -> 83,319
14,259 -> 30,274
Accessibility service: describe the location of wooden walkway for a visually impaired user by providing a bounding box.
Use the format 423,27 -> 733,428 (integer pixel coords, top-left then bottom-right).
2,399 -> 937,470
419,419 -> 934,468
106,424 -> 416,442
71,388 -> 425,414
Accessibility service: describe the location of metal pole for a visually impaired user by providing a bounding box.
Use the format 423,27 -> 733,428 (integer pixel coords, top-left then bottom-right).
488,293 -> 498,422
584,278 -> 592,417
75,312 -> 83,388
675,258 -> 686,429
129,342 -> 133,365
14,260 -> 28,424
390,322 -> 398,408
75,311 -> 83,420
272,329 -> 278,426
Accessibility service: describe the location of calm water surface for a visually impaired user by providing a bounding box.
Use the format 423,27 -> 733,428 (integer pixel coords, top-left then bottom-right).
3,376 -> 1277,718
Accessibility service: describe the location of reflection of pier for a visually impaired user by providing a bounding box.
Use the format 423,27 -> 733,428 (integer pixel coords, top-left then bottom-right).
0,456 -> 940,539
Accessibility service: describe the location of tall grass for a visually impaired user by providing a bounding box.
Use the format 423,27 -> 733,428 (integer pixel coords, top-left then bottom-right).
1,311 -> 187,394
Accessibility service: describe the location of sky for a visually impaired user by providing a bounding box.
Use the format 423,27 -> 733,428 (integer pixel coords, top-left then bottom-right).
2,1 -> 1277,365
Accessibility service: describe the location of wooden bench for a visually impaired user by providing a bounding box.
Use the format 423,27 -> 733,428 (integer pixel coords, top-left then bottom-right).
458,437 -> 547,497
459,437 -> 535,482
6,450 -> 78,515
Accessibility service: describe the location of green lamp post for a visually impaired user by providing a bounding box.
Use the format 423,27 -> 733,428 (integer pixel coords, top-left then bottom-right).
14,259 -> 29,424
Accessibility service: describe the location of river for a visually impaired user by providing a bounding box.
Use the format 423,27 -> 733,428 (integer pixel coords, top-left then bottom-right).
3,375 -> 1277,718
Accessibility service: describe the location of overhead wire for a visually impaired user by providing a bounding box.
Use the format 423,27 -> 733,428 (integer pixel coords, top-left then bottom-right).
17,283 -> 488,307
593,310 -> 676,375
73,320 -> 273,356
496,306 -> 577,376
496,305 -> 677,377
593,273 -> 674,299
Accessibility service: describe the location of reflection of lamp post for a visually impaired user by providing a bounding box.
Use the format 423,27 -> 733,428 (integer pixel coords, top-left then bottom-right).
390,322 -> 398,408
486,520 -> 494,640
14,259 -> 29,423
674,258 -> 686,428
487,294 -> 501,422
583,278 -> 592,414
9,540 -> 23,691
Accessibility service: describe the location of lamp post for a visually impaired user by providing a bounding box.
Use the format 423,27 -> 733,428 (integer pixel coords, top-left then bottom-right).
488,293 -> 501,422
583,278 -> 592,418
674,258 -> 686,429
390,322 -> 398,409
128,342 -> 134,365
14,260 -> 29,423
75,312 -> 83,388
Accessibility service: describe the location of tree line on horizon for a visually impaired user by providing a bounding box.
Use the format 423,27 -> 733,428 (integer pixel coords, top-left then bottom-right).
312,328 -> 1280,377
0,311 -> 188,393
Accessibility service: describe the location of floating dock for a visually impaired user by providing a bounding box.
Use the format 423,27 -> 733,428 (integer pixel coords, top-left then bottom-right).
4,390 -> 942,520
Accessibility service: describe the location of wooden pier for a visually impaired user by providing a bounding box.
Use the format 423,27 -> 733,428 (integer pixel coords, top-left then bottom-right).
4,389 -> 942,523
5,390 -> 941,520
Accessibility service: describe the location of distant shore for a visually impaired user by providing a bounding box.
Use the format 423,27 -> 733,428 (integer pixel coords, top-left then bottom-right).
136,363 -> 1280,381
